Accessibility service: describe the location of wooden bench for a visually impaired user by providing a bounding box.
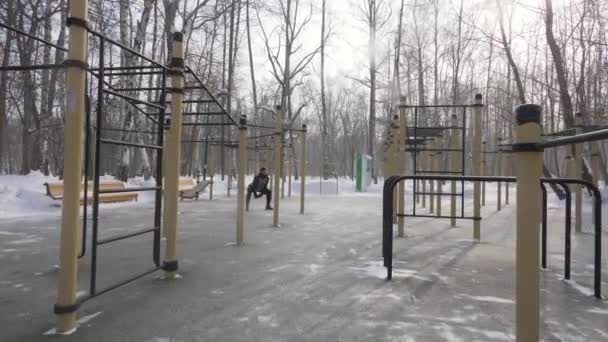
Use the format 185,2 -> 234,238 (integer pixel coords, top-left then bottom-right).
179,179 -> 212,200
43,181 -> 139,204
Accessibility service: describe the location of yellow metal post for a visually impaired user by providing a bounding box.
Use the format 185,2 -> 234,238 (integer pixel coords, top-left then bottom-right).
162,32 -> 185,279
300,124 -> 307,214
55,0 -> 89,332
514,104 -> 543,342
449,114 -> 459,227
273,105 -> 283,227
398,99 -> 407,237
472,94 -> 482,240
236,116 -> 248,245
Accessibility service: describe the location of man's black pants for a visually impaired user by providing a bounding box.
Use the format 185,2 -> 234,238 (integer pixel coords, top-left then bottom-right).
246,185 -> 271,209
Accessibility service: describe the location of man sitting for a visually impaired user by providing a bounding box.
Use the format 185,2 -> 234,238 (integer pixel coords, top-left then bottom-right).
246,167 -> 273,211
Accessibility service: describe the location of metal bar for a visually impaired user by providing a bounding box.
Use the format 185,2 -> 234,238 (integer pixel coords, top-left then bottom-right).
83,267 -> 160,300
146,111 -> 226,116
158,99 -> 216,104
563,184 -> 572,280
400,104 -> 483,109
89,65 -> 162,71
414,192 -> 463,196
398,214 -> 481,220
102,89 -> 166,110
413,107 -> 418,216
415,170 -> 463,174
79,90 -> 91,259
406,148 -> 464,152
153,69 -> 166,267
0,22 -> 68,51
0,64 -> 65,71
88,29 -> 168,70
182,122 -> 233,126
407,126 -> 464,130
461,107 -> 466,219
541,184 -> 547,269
185,66 -> 237,126
100,127 -> 157,134
537,128 -> 608,149
100,138 -> 162,150
90,37 -> 105,296
97,227 -> 160,246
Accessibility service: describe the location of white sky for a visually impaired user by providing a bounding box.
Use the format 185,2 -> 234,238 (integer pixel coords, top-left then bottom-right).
233,0 -> 552,105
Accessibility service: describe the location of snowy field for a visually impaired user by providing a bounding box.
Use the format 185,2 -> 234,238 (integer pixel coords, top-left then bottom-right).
0,173 -> 607,341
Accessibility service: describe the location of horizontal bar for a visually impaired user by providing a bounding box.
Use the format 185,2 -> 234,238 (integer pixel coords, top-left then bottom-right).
89,65 -> 163,71
415,170 -> 463,174
99,186 -> 161,194
103,89 -> 166,110
146,112 -> 226,116
158,99 -> 216,104
414,192 -> 463,196
400,104 -> 482,109
182,122 -> 235,126
100,138 -> 162,150
408,126 -> 464,130
407,148 -> 463,152
538,128 -> 608,149
97,227 -> 160,246
0,64 -> 65,71
112,85 -> 201,92
85,267 -> 160,299
103,71 -> 164,76
398,214 -> 482,220
100,127 -> 158,135
0,22 -> 68,52
88,29 -> 168,70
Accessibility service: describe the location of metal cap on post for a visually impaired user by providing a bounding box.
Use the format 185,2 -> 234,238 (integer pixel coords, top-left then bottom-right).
513,103 -> 542,342
300,123 -> 307,214
236,115 -> 248,245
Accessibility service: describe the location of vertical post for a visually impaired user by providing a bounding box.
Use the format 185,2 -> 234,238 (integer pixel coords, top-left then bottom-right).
574,112 -> 583,232
421,150 -> 427,208
391,116 -> 399,223
590,140 -> 600,224
208,139 -> 214,200
429,152 -> 435,213
497,137 -> 503,211
514,104 -> 543,342
398,97 -> 407,236
273,105 -> 283,227
162,32 -> 185,279
436,141 -> 443,217
472,94 -> 482,240
450,114 -> 458,226
281,146 -> 286,199
505,151 -> 510,205
288,148 -> 292,197
236,115 -> 248,245
300,124 -> 307,214
227,147 -> 232,197
481,141 -> 486,206
54,0 -> 88,332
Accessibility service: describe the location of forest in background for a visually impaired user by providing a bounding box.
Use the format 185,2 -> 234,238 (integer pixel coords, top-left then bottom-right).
0,0 -> 607,182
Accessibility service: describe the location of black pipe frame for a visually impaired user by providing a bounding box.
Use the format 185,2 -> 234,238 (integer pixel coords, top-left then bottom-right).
382,175 -> 602,299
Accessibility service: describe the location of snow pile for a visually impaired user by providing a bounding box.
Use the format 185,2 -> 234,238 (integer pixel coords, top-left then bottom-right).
0,171 -> 61,219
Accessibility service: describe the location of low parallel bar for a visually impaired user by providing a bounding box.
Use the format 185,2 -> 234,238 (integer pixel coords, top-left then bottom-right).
100,138 -> 162,150
97,227 -> 160,246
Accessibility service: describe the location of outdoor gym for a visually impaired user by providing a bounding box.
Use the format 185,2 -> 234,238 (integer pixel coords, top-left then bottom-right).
1,0 -> 608,341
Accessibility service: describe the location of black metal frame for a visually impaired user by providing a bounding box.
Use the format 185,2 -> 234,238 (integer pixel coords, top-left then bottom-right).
400,103 -> 483,219
382,175 -> 603,299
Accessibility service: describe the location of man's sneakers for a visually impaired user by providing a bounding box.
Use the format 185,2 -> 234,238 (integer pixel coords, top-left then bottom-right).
265,205 -> 273,210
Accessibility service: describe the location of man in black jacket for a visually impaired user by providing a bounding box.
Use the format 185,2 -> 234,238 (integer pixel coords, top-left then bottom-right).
246,167 -> 272,211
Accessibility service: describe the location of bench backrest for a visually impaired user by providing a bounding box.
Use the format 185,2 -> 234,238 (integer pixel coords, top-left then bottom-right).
179,178 -> 195,190
44,180 -> 126,198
